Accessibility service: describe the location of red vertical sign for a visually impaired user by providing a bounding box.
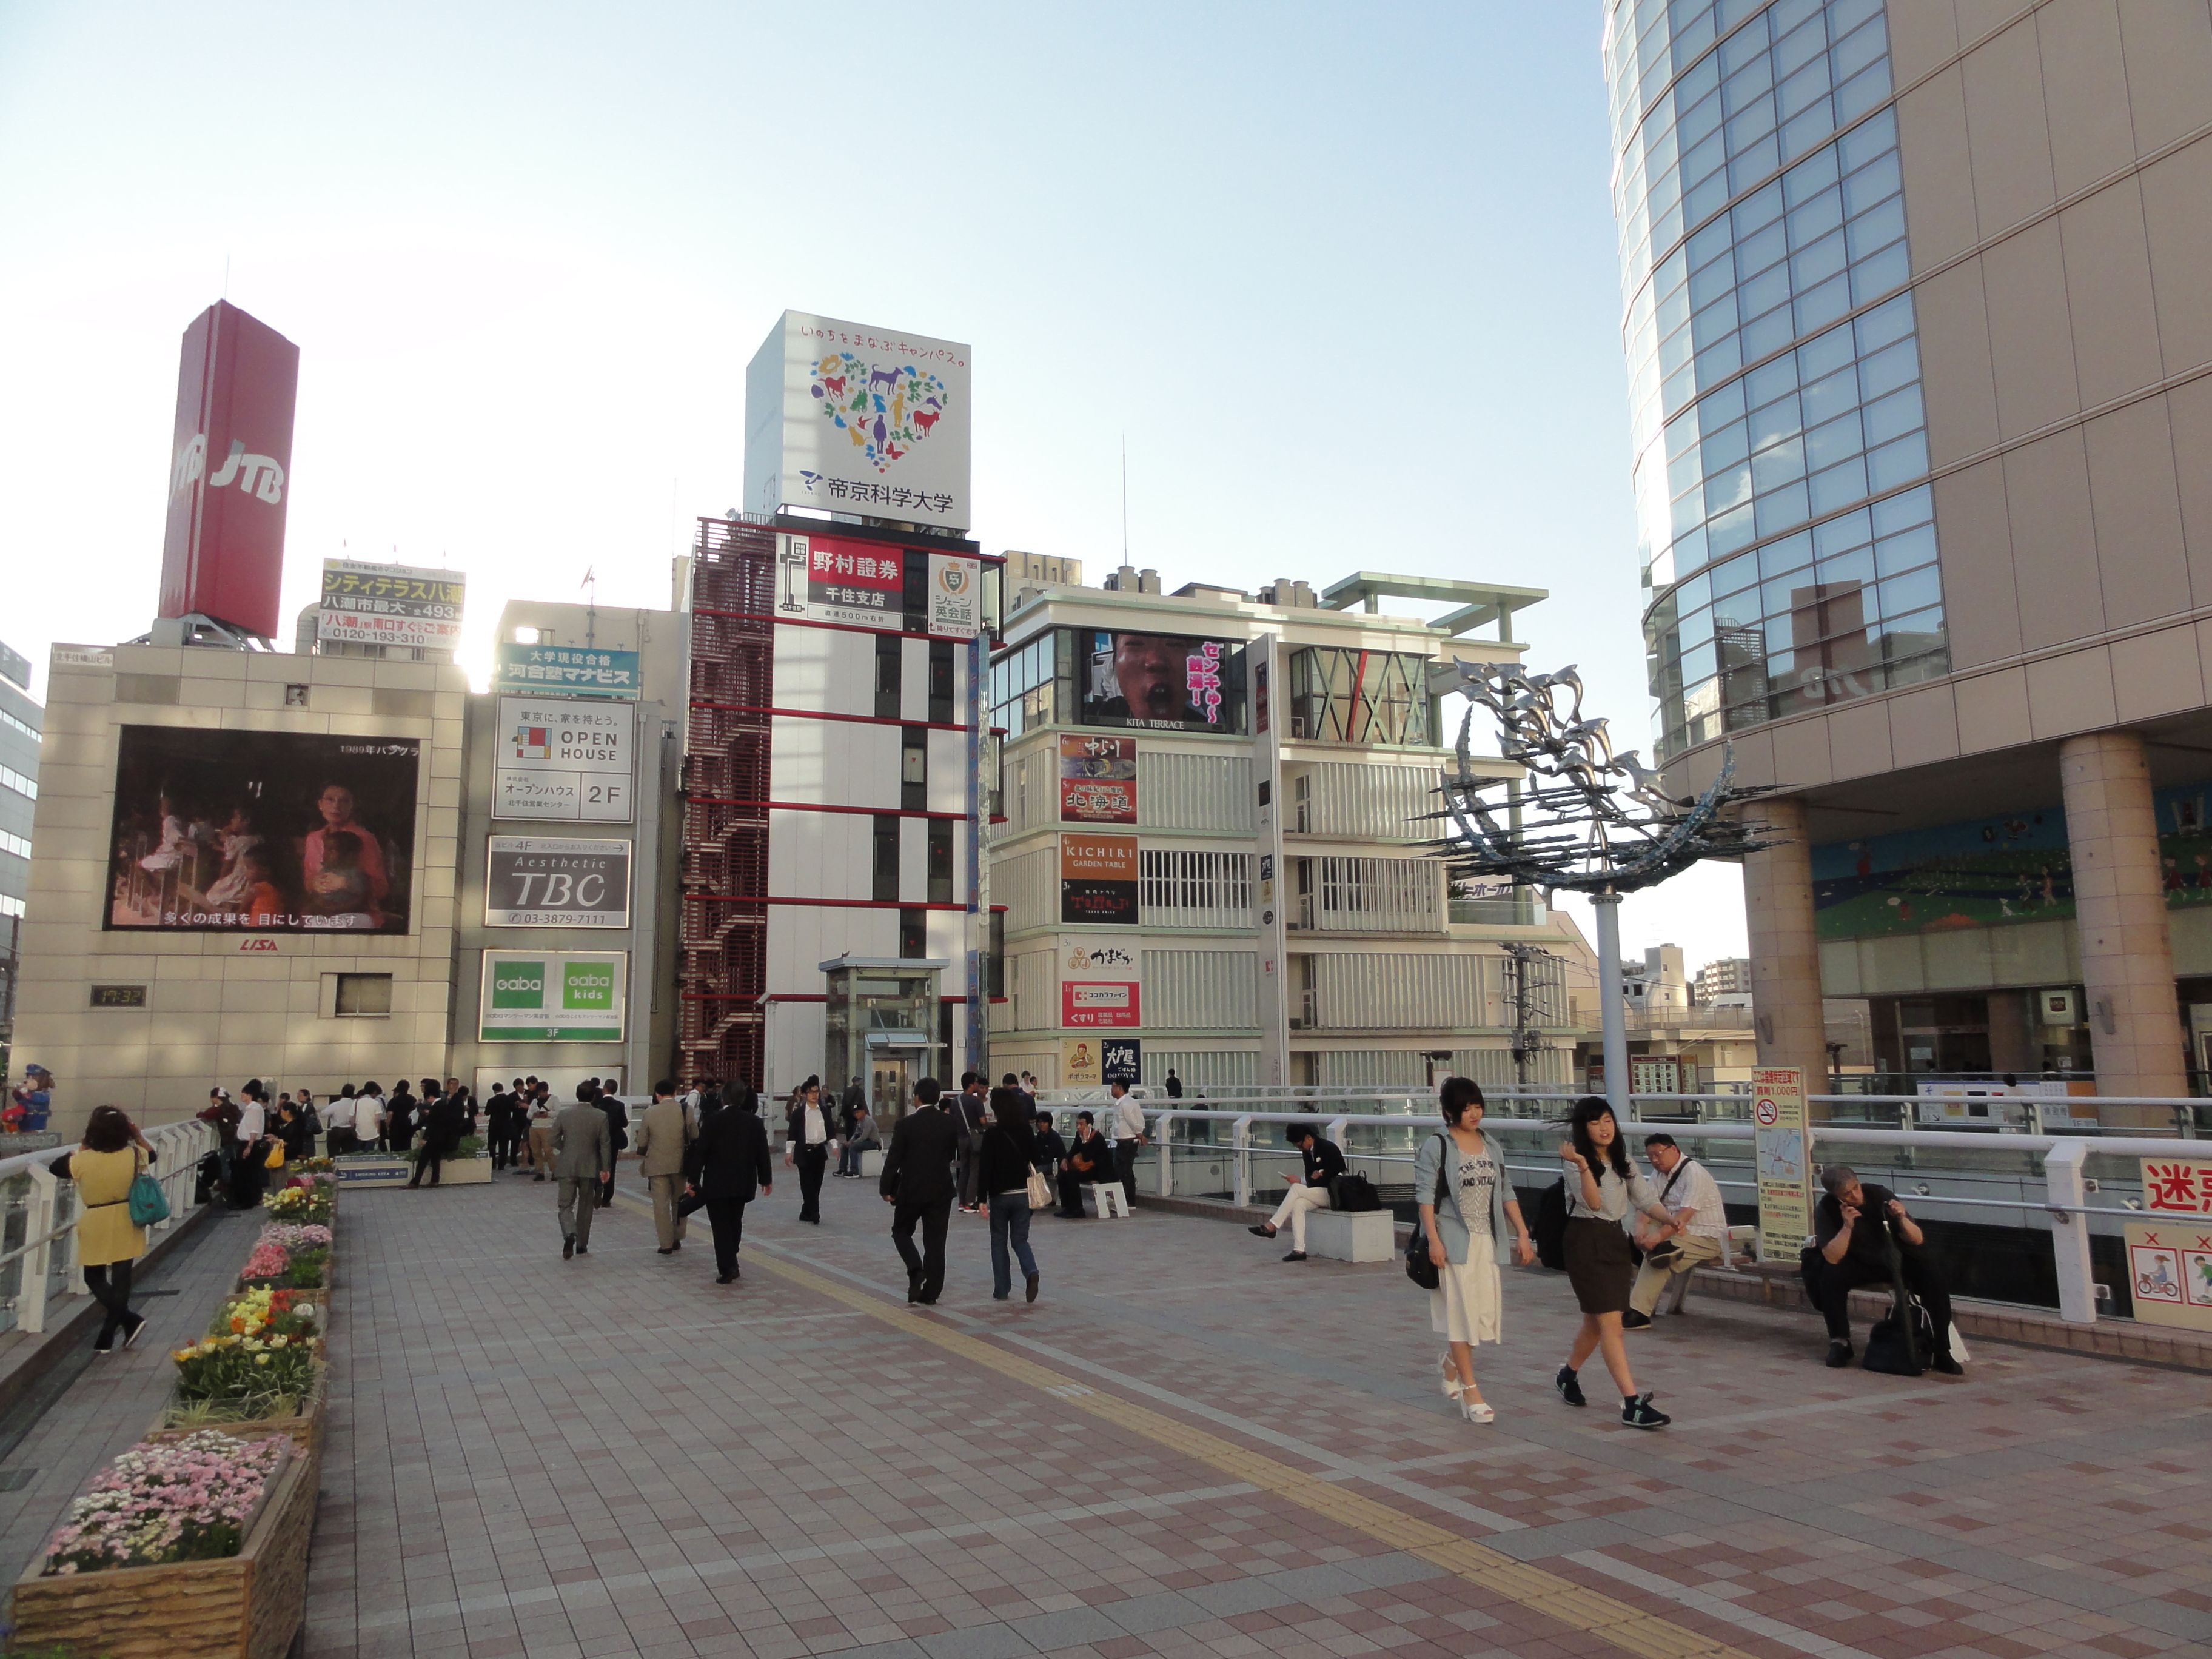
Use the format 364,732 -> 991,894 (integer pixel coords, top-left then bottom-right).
159,301 -> 300,639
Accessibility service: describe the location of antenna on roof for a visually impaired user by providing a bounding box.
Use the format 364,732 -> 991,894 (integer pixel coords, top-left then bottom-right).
1121,434 -> 1130,564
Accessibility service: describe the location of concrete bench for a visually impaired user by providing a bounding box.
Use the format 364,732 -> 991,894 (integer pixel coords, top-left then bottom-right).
1306,1210 -> 1395,1263
1080,1182 -> 1131,1219
1652,1225 -> 1760,1313
858,1148 -> 884,1181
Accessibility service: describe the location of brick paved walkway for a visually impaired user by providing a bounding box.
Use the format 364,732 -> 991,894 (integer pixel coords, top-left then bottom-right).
307,1168 -> 2212,1659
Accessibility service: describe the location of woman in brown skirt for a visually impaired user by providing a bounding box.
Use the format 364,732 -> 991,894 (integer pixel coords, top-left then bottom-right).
1553,1097 -> 1691,1430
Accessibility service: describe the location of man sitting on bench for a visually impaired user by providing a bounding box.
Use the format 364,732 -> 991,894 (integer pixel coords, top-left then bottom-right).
1808,1164 -> 1962,1373
1248,1121 -> 1344,1262
1057,1111 -> 1116,1218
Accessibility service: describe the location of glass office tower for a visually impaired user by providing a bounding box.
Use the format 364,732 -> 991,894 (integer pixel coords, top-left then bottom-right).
1607,0 -> 1946,760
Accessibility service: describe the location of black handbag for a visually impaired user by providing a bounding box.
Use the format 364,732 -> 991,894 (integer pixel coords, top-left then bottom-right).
1404,1136 -> 1451,1290
1329,1173 -> 1381,1213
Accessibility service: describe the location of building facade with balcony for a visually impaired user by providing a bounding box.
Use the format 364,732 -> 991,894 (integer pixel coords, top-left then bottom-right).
984,565 -> 1594,1094
1609,0 -> 2212,1114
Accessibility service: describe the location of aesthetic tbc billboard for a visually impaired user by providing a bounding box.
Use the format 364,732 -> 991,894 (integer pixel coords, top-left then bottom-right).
478,950 -> 627,1043
493,697 -> 635,822
106,726 -> 420,933
745,311 -> 971,530
159,301 -> 300,640
1060,833 -> 1138,927
1059,734 -> 1137,825
1079,631 -> 1236,732
484,837 -> 631,928
317,559 -> 466,651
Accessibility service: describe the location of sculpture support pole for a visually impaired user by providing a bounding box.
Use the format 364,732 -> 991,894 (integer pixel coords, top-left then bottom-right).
1593,891 -> 1630,1115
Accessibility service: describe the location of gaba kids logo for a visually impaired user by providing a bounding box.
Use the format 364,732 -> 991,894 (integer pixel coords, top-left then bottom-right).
809,355 -> 950,474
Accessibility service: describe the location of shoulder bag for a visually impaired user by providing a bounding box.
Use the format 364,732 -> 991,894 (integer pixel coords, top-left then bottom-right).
1403,1134 -> 1452,1291
128,1151 -> 170,1227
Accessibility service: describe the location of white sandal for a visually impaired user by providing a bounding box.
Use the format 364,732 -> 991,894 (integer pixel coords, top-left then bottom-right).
1461,1398 -> 1496,1424
1438,1351 -> 1459,1398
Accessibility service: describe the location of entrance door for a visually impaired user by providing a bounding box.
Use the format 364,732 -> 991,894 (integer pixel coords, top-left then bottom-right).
871,1057 -> 911,1128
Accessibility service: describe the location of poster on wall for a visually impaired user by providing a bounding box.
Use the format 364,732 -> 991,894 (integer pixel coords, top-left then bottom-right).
492,643 -> 640,699
1101,1037 -> 1142,1088
775,531 -> 906,629
1060,833 -> 1138,925
1061,1037 -> 1102,1090
1078,631 -> 1236,731
927,553 -> 982,638
1061,935 -> 1141,1029
484,837 -> 631,928
1059,734 -> 1137,825
479,950 -> 627,1042
744,311 -> 971,529
317,559 -> 466,651
104,726 -> 419,933
1751,1067 -> 1810,1262
494,697 -> 634,822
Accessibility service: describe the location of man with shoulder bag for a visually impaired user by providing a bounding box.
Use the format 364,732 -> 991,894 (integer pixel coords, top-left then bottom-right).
1622,1133 -> 1726,1328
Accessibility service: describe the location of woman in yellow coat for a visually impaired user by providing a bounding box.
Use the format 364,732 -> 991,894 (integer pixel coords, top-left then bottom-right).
73,1105 -> 153,1352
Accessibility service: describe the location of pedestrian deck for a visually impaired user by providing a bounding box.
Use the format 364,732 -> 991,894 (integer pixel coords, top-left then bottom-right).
13,1170 -> 2212,1658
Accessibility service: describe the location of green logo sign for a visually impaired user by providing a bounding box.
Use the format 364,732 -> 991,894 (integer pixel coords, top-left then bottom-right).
564,962 -> 615,1009
491,965 -> 546,1009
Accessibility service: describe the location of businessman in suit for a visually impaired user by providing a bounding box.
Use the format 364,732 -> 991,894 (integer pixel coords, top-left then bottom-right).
880,1076 -> 961,1305
632,1079 -> 695,1254
552,1087 -> 612,1259
692,1084 -> 773,1282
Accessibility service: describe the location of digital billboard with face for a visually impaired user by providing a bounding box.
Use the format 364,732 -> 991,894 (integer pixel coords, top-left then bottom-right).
105,726 -> 420,933
1078,631 -> 1238,732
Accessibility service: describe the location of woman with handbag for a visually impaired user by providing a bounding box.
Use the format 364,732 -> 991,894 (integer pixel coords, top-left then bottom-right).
977,1087 -> 1044,1303
1553,1097 -> 1684,1430
1415,1078 -> 1535,1423
72,1105 -> 160,1352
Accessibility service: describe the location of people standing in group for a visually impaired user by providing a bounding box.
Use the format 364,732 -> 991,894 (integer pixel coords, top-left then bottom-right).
201,1088 -> 241,1188
1247,1121 -> 1345,1262
447,1078 -> 474,1136
1623,1133 -> 1729,1329
273,1099 -> 313,1165
230,1085 -> 272,1209
355,1082 -> 385,1153
976,1086 -> 1042,1303
952,1073 -> 988,1213
1108,1081 -> 1147,1208
880,1077 -> 960,1304
526,1084 -> 556,1179
72,1106 -> 154,1353
1056,1111 -> 1114,1217
785,1081 -> 834,1224
385,1082 -> 416,1157
324,1087 -> 357,1157
592,1083 -> 629,1207
296,1091 -> 321,1139
634,1079 -> 695,1255
407,1084 -> 465,1188
1553,1098 -> 1687,1430
691,1083 -> 772,1282
483,1082 -> 515,1171
552,1085 -> 612,1259
1416,1079 -> 1536,1423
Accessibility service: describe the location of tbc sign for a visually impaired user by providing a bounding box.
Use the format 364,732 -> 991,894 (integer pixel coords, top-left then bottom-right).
484,837 -> 631,928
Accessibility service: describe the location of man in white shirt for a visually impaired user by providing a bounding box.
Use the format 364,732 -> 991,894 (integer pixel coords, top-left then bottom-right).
323,1090 -> 357,1157
1624,1133 -> 1731,1327
234,1091 -> 266,1146
1108,1082 -> 1147,1208
785,1081 -> 835,1224
354,1085 -> 386,1153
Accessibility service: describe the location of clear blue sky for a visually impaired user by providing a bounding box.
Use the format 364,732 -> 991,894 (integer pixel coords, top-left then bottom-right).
0,1 -> 1746,966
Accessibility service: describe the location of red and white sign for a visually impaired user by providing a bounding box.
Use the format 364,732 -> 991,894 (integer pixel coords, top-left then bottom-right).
159,301 -> 300,640
1062,981 -> 1139,1028
2143,1158 -> 2212,1216
1059,734 -> 1137,825
1061,935 -> 1139,1028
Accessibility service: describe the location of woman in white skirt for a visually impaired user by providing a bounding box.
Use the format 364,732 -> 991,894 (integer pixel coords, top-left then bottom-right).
1415,1077 -> 1535,1423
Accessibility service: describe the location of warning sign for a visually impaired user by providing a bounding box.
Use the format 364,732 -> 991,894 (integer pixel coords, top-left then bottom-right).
1751,1066 -> 1809,1262
2130,1157 -> 2212,1332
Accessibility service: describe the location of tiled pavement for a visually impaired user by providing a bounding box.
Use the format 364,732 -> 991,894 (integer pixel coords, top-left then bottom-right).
298,1171 -> 2211,1659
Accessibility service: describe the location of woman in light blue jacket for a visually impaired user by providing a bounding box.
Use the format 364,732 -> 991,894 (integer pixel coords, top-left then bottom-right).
1416,1078 -> 1535,1423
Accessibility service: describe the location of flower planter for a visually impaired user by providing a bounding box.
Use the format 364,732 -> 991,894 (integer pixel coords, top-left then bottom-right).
150,1367 -> 329,1496
9,1439 -> 316,1659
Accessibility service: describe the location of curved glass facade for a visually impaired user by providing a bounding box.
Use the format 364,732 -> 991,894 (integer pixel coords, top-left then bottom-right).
1605,0 -> 1946,761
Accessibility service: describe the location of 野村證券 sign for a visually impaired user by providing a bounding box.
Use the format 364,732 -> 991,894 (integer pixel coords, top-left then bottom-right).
494,697 -> 634,823
492,643 -> 640,699
479,950 -> 627,1042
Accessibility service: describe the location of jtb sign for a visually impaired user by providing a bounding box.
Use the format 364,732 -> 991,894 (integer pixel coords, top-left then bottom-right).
159,301 -> 300,639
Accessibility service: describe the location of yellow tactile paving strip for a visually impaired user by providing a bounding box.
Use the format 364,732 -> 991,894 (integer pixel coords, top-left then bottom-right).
743,1244 -> 1763,1659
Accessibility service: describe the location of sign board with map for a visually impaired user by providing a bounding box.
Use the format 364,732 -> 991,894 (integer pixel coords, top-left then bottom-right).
1751,1066 -> 1809,1262
745,310 -> 971,531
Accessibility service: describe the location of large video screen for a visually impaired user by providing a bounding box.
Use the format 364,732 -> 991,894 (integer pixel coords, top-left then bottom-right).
106,726 -> 420,933
1076,630 -> 1239,732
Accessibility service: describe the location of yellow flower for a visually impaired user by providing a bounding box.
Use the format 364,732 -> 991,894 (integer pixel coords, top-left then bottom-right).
255,1354 -> 270,1366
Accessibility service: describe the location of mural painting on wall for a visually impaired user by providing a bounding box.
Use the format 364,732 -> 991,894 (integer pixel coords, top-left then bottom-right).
1812,785 -> 2212,941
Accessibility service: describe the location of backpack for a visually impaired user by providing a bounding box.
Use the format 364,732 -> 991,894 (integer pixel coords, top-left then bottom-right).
1533,1179 -> 1569,1270
1329,1173 -> 1382,1213
1863,1295 -> 1937,1376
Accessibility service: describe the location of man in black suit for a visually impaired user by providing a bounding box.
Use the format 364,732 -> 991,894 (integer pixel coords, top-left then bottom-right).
591,1082 -> 629,1207
407,1082 -> 465,1188
691,1084 -> 773,1283
880,1077 -> 960,1304
1057,1111 -> 1114,1218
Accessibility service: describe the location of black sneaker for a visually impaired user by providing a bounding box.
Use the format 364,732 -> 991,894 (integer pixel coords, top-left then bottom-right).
1554,1366 -> 1586,1407
1825,1340 -> 1853,1369
1621,1393 -> 1671,1430
122,1315 -> 147,1350
1282,1250 -> 1307,1262
1621,1310 -> 1652,1330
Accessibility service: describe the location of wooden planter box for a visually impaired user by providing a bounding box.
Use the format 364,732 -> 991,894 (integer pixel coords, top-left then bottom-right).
149,1367 -> 328,1495
9,1438 -> 317,1659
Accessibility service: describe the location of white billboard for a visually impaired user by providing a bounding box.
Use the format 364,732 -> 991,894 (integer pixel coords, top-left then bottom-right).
493,697 -> 634,823
317,558 -> 465,650
927,552 -> 982,639
745,311 -> 971,531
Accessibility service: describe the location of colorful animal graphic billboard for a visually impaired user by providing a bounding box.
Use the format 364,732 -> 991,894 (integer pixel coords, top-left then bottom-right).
744,311 -> 971,531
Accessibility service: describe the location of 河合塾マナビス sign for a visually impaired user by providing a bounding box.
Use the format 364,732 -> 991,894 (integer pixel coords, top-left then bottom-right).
491,643 -> 639,699
478,950 -> 627,1042
317,558 -> 465,651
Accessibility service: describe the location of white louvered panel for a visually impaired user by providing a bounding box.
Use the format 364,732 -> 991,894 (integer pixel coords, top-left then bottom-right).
1309,952 -> 1488,1030
1304,762 -> 1441,842
1139,848 -> 1256,929
1138,751 -> 1254,831
1142,1049 -> 1258,1091
1142,948 -> 1258,1029
1304,857 -> 1444,933
997,845 -> 1057,933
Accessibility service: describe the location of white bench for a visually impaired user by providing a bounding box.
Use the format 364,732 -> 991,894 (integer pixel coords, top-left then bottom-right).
1080,1182 -> 1131,1219
1305,1210 -> 1395,1263
1652,1224 -> 1759,1313
858,1148 -> 884,1180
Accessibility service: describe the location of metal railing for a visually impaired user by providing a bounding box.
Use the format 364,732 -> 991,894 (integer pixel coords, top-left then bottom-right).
0,1120 -> 216,1336
1027,1098 -> 2209,1331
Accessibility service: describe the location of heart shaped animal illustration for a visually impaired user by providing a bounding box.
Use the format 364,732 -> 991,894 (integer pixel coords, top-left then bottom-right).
809,353 -> 950,473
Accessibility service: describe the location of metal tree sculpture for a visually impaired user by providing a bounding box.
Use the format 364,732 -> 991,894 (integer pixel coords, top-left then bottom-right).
1435,659 -> 1778,1106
